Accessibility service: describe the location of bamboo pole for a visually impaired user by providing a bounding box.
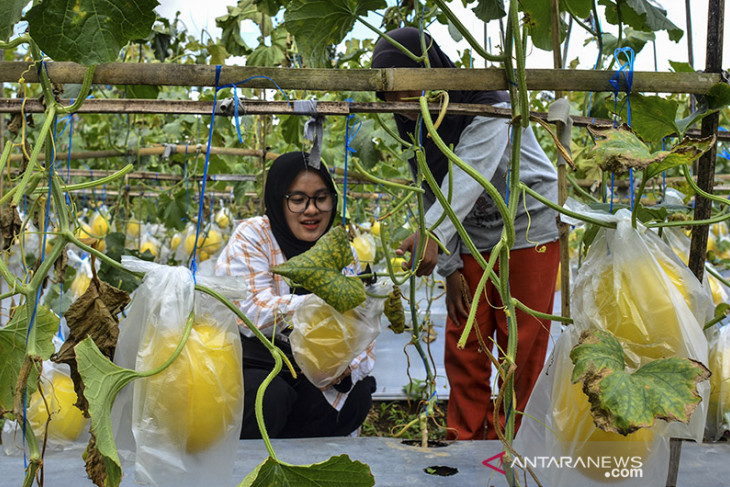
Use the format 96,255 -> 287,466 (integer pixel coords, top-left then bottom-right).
550,0 -> 571,319
679,1 -> 724,487
1,98 -> 728,143
5,144 -> 279,163
0,61 -> 723,94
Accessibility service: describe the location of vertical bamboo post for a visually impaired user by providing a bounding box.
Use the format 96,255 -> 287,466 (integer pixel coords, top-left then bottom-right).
550,0 -> 570,318
680,1 -> 724,486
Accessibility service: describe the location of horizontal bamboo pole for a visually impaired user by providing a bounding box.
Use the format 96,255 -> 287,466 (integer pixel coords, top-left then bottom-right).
2,98 -> 726,142
0,61 -> 723,94
6,145 -> 279,164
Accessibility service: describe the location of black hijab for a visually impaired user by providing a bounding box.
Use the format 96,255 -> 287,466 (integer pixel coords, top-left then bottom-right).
371,27 -> 510,187
264,151 -> 337,261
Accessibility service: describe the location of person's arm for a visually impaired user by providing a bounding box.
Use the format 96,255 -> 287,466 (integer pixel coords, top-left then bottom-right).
215,218 -> 310,334
424,115 -> 510,248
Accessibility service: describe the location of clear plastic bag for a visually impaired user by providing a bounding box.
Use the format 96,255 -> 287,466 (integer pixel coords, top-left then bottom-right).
707,324 -> 730,440
571,210 -> 710,442
516,328 -> 670,486
661,226 -> 730,306
112,258 -> 245,486
290,280 -> 389,389
2,361 -> 89,455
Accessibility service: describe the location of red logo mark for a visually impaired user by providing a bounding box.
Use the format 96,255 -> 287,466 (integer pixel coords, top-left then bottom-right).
482,451 -> 506,475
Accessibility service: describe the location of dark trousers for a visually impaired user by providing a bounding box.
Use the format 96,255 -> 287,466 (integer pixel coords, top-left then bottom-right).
239,334 -> 376,439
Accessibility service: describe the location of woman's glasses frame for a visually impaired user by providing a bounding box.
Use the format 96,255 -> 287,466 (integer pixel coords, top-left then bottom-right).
284,190 -> 336,213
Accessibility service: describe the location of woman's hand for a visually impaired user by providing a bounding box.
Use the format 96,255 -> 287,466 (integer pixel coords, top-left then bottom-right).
395,233 -> 439,276
319,366 -> 352,392
445,271 -> 471,325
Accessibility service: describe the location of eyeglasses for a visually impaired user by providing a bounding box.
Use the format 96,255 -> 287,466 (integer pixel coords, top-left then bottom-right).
284,191 -> 336,213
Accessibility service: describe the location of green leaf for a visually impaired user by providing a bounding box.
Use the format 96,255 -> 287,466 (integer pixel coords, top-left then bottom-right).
618,93 -> 679,144
25,0 -> 159,65
669,61 -> 695,73
124,85 -> 160,100
75,337 -> 143,487
0,0 -> 28,41
349,119 -> 379,170
600,27 -> 655,56
158,189 -> 188,231
645,135 -> 716,179
584,124 -> 714,177
238,454 -> 374,487
216,5 -> 253,57
272,226 -> 366,312
471,0 -> 506,23
283,0 -> 386,68
96,232 -> 143,293
570,329 -> 710,435
600,0 -> 682,42
704,83 -> 730,111
247,27 -> 288,67
520,0 -> 567,51
0,305 -> 59,412
562,0 -> 592,18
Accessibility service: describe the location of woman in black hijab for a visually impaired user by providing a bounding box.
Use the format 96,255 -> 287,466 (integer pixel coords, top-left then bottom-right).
372,27 -> 560,441
216,151 -> 376,439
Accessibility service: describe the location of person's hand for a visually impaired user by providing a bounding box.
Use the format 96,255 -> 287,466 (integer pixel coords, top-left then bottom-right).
445,271 -> 471,325
395,233 -> 439,277
319,366 -> 351,392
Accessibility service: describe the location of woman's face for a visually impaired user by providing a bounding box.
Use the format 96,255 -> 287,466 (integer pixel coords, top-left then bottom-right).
283,170 -> 332,242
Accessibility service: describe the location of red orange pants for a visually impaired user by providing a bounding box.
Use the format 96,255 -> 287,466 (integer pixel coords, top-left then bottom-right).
445,240 -> 560,440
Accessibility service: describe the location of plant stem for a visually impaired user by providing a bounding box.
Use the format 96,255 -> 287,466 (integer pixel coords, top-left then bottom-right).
418,96 -> 516,247
35,164 -> 134,193
520,183 -> 616,228
431,0 -> 507,62
12,104 -> 57,207
136,313 -> 195,378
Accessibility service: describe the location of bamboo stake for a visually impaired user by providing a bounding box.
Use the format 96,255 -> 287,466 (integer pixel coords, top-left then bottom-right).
0,62 -> 723,94
550,0 -> 571,319
680,1 -> 724,486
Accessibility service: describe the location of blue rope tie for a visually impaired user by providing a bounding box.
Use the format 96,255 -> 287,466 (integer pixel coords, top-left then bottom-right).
191,65 -> 222,281
608,47 -> 635,211
342,100 -> 362,226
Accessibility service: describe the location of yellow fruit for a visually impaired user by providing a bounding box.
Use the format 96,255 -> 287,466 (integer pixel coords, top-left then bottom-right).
371,221 -> 381,237
70,272 -> 91,297
708,334 -> 730,434
199,250 -> 210,262
593,256 -> 692,366
75,224 -> 94,240
215,209 -> 230,229
96,239 -> 106,253
27,373 -> 87,442
126,219 -> 140,238
709,275 -> 728,305
292,306 -> 360,389
140,241 -> 158,257
390,256 -> 407,273
90,213 -> 109,237
143,322 -> 243,453
170,233 -> 182,251
184,230 -> 223,256
353,234 -> 375,263
552,352 -> 655,481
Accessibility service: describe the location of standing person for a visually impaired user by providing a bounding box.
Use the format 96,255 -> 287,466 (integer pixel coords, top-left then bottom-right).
371,27 -> 559,440
215,151 -> 376,439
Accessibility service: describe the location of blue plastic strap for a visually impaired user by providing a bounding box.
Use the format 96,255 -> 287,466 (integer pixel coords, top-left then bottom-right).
342,100 -> 362,226
191,65 -> 222,281
609,47 -> 635,127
